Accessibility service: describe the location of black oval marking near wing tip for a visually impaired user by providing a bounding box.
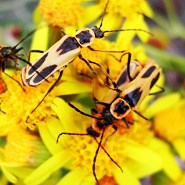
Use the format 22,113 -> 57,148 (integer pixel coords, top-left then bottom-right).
141,66 -> 156,78
28,52 -> 49,75
57,37 -> 79,55
117,70 -> 127,87
75,30 -> 92,45
33,64 -> 57,84
124,87 -> 142,107
150,72 -> 160,89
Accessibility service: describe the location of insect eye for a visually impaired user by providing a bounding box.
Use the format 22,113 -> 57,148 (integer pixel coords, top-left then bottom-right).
1,47 -> 12,58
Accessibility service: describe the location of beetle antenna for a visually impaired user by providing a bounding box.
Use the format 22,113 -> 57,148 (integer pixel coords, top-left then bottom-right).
99,0 -> 110,29
68,103 -> 104,120
57,132 -> 89,143
103,28 -> 153,36
13,29 -> 36,49
92,128 -> 106,185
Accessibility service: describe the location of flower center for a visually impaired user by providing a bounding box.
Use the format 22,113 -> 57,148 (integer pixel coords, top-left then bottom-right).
38,0 -> 84,28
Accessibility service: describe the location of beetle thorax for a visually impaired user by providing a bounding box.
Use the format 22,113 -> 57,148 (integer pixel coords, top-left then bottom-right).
110,98 -> 131,119
75,28 -> 95,47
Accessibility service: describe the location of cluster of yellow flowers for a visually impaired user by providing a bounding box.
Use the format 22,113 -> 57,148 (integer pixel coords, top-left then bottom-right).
0,0 -> 184,185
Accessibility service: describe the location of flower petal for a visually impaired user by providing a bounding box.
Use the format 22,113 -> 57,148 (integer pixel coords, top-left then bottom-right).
142,93 -> 181,118
51,98 -> 79,131
172,139 -> 185,160
38,117 -> 62,155
113,165 -> 141,185
149,138 -> 182,181
30,25 -> 49,62
56,169 -> 86,185
1,166 -> 17,184
24,150 -> 71,185
124,142 -> 162,177
55,78 -> 92,96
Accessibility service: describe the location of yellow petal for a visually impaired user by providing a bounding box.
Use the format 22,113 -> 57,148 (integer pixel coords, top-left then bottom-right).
124,142 -> 162,175
99,14 -> 123,32
149,138 -> 182,181
82,5 -> 102,26
56,169 -> 85,185
51,98 -> 79,131
172,139 -> 185,160
141,1 -> 153,17
55,79 -> 92,96
80,175 -> 96,185
24,150 -> 71,185
38,117 -> 62,155
113,165 -> 141,185
117,14 -> 150,47
7,167 -> 32,179
142,93 -> 181,118
30,24 -> 49,62
1,167 -> 17,184
125,159 -> 161,178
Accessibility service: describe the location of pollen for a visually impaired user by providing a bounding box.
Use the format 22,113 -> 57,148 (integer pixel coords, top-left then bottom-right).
99,0 -> 147,19
38,0 -> 84,28
61,119 -> 151,179
4,125 -> 50,167
0,71 -> 57,130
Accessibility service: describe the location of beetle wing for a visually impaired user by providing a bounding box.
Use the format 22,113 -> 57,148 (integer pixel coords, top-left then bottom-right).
102,60 -> 142,104
122,61 -> 161,108
23,35 -> 81,86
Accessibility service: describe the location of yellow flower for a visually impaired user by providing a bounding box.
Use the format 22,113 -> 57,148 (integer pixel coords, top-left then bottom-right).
37,0 -> 84,28
0,1 -> 172,185
149,138 -> 182,182
154,98 -> 185,161
0,124 -> 50,184
99,0 -> 152,19
0,70 -> 91,184
30,98 -> 163,185
0,70 -> 91,130
82,0 -> 153,44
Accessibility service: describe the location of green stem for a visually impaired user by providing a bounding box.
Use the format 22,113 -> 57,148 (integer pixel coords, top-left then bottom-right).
144,45 -> 185,75
163,0 -> 179,27
153,1 -> 185,39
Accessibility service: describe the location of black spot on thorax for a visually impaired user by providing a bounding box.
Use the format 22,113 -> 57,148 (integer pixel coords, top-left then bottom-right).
75,30 -> 92,45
